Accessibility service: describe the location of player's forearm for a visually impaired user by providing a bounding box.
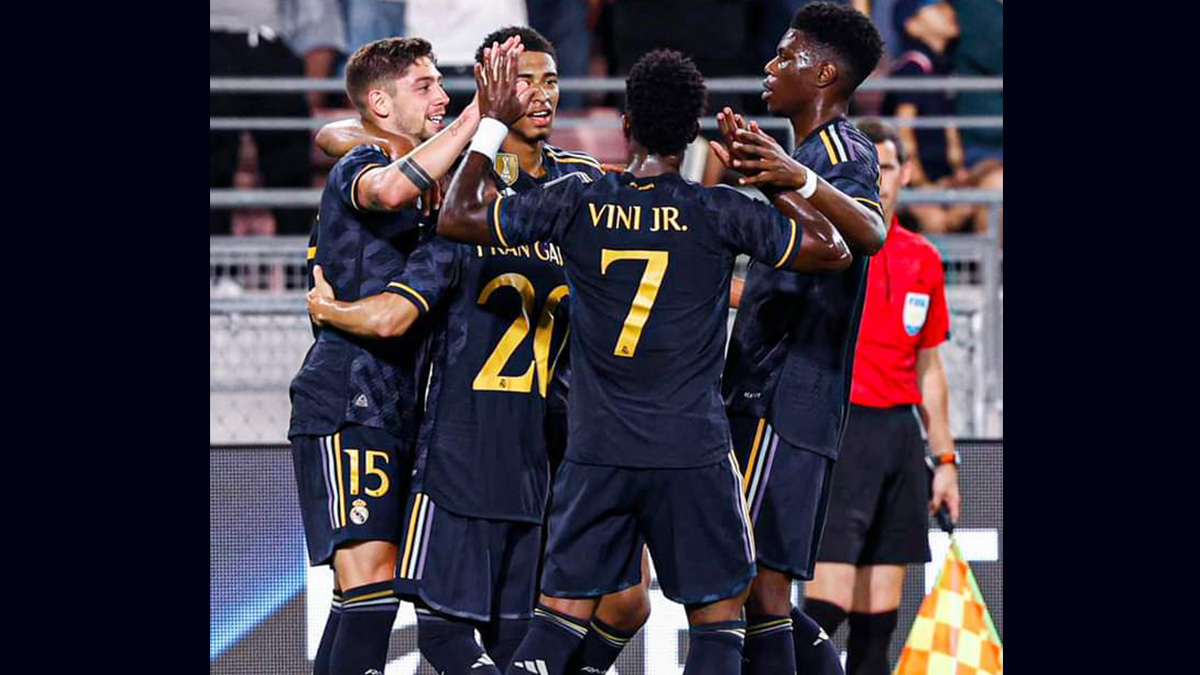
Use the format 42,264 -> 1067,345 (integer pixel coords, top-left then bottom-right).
804,179 -> 887,255
315,118 -> 368,158
773,191 -> 852,272
437,151 -> 497,245
358,106 -> 482,211
917,348 -> 954,454
310,293 -> 418,339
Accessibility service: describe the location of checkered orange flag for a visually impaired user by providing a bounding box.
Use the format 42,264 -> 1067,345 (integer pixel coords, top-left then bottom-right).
894,538 -> 1003,675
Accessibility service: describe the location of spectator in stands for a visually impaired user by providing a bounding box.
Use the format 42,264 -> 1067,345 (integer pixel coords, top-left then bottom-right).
342,0 -> 407,66
210,0 -> 346,235
526,0 -> 593,109
952,0 -> 1002,168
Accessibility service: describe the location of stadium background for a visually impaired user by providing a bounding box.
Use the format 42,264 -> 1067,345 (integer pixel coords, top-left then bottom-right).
210,0 -> 1002,672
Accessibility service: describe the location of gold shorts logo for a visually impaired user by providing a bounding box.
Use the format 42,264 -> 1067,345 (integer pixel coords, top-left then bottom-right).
349,498 -> 370,525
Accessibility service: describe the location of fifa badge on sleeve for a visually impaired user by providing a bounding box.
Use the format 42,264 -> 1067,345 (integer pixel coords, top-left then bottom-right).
495,153 -> 520,186
903,292 -> 930,336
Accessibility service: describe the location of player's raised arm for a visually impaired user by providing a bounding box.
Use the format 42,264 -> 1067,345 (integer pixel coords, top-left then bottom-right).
439,41 -> 539,244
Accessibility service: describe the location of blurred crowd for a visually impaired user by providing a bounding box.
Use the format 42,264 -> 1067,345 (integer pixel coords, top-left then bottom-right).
211,0 -> 1001,238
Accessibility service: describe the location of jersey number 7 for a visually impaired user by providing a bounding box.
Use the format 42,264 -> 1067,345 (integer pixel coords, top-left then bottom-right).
601,249 -> 669,358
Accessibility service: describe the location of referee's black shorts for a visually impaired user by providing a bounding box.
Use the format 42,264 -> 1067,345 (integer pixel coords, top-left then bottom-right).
817,404 -> 932,566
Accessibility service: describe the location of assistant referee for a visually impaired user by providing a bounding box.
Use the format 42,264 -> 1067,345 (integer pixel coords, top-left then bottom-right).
802,118 -> 961,675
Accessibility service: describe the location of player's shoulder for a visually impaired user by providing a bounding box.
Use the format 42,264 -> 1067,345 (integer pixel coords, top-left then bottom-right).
336,143 -> 391,168
544,144 -> 605,177
797,117 -> 879,175
701,182 -> 765,209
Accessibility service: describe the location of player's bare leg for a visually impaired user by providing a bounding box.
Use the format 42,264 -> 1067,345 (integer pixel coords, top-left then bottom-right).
742,567 -> 801,675
572,550 -> 652,674
841,565 -> 904,675
679,584 -> 751,675
322,541 -> 401,675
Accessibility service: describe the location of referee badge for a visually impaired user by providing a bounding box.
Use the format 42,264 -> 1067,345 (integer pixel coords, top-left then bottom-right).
349,498 -> 370,525
495,153 -> 520,186
903,292 -> 930,336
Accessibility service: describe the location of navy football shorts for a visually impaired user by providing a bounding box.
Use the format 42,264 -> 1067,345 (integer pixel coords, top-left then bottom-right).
395,491 -> 543,621
540,457 -> 757,606
729,414 -> 836,580
290,425 -> 413,566
816,405 -> 932,566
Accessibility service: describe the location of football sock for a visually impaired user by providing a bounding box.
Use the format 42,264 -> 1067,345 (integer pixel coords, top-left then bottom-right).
570,616 -> 641,675
329,580 -> 400,675
682,620 -> 746,675
416,606 -> 503,675
313,588 -> 344,675
481,618 -> 530,672
744,614 -> 796,675
793,604 -> 845,675
504,604 -> 589,675
845,611 -> 897,675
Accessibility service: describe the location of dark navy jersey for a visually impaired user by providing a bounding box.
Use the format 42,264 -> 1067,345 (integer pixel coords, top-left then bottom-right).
491,171 -> 801,469
722,117 -> 883,459
387,146 -> 602,523
289,144 -> 433,441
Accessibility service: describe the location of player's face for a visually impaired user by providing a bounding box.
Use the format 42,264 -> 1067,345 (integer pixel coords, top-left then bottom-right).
762,30 -> 821,115
508,51 -> 560,143
875,139 -> 912,222
390,57 -> 450,141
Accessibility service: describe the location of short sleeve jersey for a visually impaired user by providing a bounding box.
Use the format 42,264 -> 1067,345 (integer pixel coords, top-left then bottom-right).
850,218 -> 950,408
492,170 -> 801,469
722,117 -> 883,459
384,146 -> 603,522
288,145 -> 433,441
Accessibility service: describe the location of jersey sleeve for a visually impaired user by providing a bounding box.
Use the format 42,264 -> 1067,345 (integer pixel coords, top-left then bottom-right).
328,144 -> 391,212
710,186 -> 801,270
488,173 -> 586,247
918,249 -> 951,348
382,235 -> 462,317
810,125 -> 885,222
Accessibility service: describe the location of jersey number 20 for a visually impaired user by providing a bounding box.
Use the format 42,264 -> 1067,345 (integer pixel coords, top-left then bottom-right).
473,272 -> 569,397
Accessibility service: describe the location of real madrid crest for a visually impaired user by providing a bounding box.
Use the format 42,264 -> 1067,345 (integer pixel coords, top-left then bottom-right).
495,153 -> 520,186
350,498 -> 370,525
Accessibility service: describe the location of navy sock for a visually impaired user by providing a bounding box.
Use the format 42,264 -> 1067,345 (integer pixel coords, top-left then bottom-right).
845,611 -> 896,675
481,618 -> 530,672
504,605 -> 589,675
801,600 -> 846,636
314,588 -> 343,675
570,616 -> 641,675
792,605 -> 844,675
416,606 -> 503,675
683,621 -> 745,675
330,580 -> 400,675
744,614 -> 796,675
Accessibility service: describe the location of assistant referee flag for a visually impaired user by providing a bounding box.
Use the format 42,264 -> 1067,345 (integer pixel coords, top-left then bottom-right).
894,538 -> 1003,674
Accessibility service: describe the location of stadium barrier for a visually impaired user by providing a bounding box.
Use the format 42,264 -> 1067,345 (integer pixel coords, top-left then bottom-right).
209,440 -> 1001,674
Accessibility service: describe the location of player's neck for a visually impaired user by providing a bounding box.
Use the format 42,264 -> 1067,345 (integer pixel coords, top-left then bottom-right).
502,135 -> 546,179
790,98 -> 849,144
626,150 -> 682,177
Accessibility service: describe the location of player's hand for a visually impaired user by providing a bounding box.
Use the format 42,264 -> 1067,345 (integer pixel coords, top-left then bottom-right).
929,464 -> 960,523
420,177 -> 445,216
729,124 -> 813,191
708,107 -> 755,172
474,37 -> 535,127
307,265 -> 335,325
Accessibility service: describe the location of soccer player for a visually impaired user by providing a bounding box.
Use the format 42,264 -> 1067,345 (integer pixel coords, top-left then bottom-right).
313,26 -> 656,674
802,119 -> 960,675
709,4 -> 887,675
287,35 -> 522,675
438,47 -> 855,675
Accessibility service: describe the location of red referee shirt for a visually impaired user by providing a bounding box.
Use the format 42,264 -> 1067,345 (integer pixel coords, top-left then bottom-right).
850,217 -> 950,408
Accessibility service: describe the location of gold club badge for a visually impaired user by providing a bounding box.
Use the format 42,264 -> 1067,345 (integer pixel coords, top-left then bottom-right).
495,153 -> 520,186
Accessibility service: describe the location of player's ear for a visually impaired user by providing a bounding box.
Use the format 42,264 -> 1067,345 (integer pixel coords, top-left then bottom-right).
899,159 -> 915,187
621,114 -> 632,141
367,88 -> 391,119
815,60 -> 838,89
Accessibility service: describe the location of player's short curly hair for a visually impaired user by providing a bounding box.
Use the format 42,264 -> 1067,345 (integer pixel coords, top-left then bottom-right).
474,26 -> 557,64
345,37 -> 436,114
625,49 -> 707,156
857,118 -> 907,164
790,2 -> 884,92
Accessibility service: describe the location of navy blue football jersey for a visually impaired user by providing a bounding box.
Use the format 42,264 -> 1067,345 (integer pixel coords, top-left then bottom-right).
490,171 -> 801,469
289,144 -> 433,440
386,146 -> 603,523
722,117 -> 884,459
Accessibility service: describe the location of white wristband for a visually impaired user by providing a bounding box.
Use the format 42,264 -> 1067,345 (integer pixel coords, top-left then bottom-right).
797,165 -> 818,199
469,117 -> 509,161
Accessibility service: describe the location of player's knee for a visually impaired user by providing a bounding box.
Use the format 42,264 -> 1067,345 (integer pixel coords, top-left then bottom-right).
333,541 -> 398,587
746,568 -> 794,617
597,584 -> 651,632
687,585 -> 751,626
